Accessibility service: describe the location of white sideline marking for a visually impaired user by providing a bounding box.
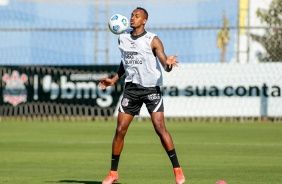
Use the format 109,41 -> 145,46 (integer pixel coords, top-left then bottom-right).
176,142 -> 282,147
67,141 -> 282,147
8,141 -> 282,147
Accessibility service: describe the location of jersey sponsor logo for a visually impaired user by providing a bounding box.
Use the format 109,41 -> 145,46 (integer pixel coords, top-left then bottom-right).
122,98 -> 129,107
148,93 -> 161,101
125,60 -> 142,65
123,51 -> 142,65
124,51 -> 138,55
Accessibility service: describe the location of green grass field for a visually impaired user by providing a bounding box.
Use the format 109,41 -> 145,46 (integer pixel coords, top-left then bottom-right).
0,120 -> 282,184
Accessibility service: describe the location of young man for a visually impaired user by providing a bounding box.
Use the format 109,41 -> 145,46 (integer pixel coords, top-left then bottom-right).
99,7 -> 185,184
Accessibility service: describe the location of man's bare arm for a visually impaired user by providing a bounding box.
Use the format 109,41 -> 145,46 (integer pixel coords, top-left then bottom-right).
151,36 -> 179,72
99,61 -> 125,89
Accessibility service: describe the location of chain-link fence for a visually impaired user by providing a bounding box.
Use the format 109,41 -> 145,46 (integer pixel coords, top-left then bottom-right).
0,0 -> 280,65
1,0 -> 281,121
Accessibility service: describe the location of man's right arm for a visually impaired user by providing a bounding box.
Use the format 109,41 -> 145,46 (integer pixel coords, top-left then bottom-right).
110,61 -> 125,84
99,61 -> 124,89
116,61 -> 125,78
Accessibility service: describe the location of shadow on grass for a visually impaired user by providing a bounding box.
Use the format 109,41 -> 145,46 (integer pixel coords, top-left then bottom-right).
55,180 -> 121,184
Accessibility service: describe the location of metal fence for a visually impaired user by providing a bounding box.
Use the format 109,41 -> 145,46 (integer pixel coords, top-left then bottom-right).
1,0 -> 281,122
0,0 -> 280,65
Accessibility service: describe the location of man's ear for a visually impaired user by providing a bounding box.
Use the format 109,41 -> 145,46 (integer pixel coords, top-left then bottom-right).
143,19 -> 147,25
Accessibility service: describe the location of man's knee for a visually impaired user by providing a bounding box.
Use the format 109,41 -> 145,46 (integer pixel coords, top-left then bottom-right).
115,125 -> 128,137
154,123 -> 167,135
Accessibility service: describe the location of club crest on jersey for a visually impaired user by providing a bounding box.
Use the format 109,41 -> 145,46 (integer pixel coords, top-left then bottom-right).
2,70 -> 28,106
122,98 -> 129,107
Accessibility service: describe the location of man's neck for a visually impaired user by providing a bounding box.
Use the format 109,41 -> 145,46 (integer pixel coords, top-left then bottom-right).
131,28 -> 145,36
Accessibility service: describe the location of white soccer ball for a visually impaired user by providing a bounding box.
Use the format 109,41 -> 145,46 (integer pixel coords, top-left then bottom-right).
108,14 -> 129,34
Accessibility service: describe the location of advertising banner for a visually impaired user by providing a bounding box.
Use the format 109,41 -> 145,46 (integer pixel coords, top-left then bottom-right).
0,65 -> 123,117
136,63 -> 282,117
2,63 -> 282,118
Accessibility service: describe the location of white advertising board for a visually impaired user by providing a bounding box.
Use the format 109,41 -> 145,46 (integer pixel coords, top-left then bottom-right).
146,63 -> 282,117
115,63 -> 282,117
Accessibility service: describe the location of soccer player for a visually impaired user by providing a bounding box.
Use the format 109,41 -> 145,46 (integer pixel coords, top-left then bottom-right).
99,7 -> 185,184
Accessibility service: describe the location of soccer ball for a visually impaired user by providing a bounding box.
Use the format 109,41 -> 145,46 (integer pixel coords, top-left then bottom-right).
108,14 -> 129,34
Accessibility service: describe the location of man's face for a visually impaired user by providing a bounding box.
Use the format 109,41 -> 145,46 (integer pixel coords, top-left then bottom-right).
130,9 -> 147,28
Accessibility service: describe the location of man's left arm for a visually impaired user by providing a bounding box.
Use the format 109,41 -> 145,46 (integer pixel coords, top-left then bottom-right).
151,36 -> 179,72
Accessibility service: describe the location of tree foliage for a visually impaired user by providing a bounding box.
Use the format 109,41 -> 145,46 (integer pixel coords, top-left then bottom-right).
251,0 -> 282,62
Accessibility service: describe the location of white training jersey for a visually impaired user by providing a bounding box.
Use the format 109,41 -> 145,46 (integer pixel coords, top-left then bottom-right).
118,30 -> 163,87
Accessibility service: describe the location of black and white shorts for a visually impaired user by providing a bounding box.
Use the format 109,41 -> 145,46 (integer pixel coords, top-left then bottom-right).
118,82 -> 164,116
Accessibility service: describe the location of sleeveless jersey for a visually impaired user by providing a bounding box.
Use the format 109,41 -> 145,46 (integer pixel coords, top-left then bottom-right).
118,30 -> 163,87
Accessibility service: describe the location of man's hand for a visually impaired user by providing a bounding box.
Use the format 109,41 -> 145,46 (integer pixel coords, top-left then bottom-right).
99,78 -> 114,90
99,73 -> 120,89
166,54 -> 179,69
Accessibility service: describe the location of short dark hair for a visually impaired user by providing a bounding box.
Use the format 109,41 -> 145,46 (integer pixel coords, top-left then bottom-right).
136,7 -> 148,20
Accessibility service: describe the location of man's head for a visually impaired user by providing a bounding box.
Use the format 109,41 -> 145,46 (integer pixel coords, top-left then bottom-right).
136,7 -> 148,20
130,7 -> 148,28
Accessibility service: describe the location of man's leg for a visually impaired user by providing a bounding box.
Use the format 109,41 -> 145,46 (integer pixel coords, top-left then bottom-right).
112,112 -> 134,155
151,112 -> 185,184
102,112 -> 134,184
